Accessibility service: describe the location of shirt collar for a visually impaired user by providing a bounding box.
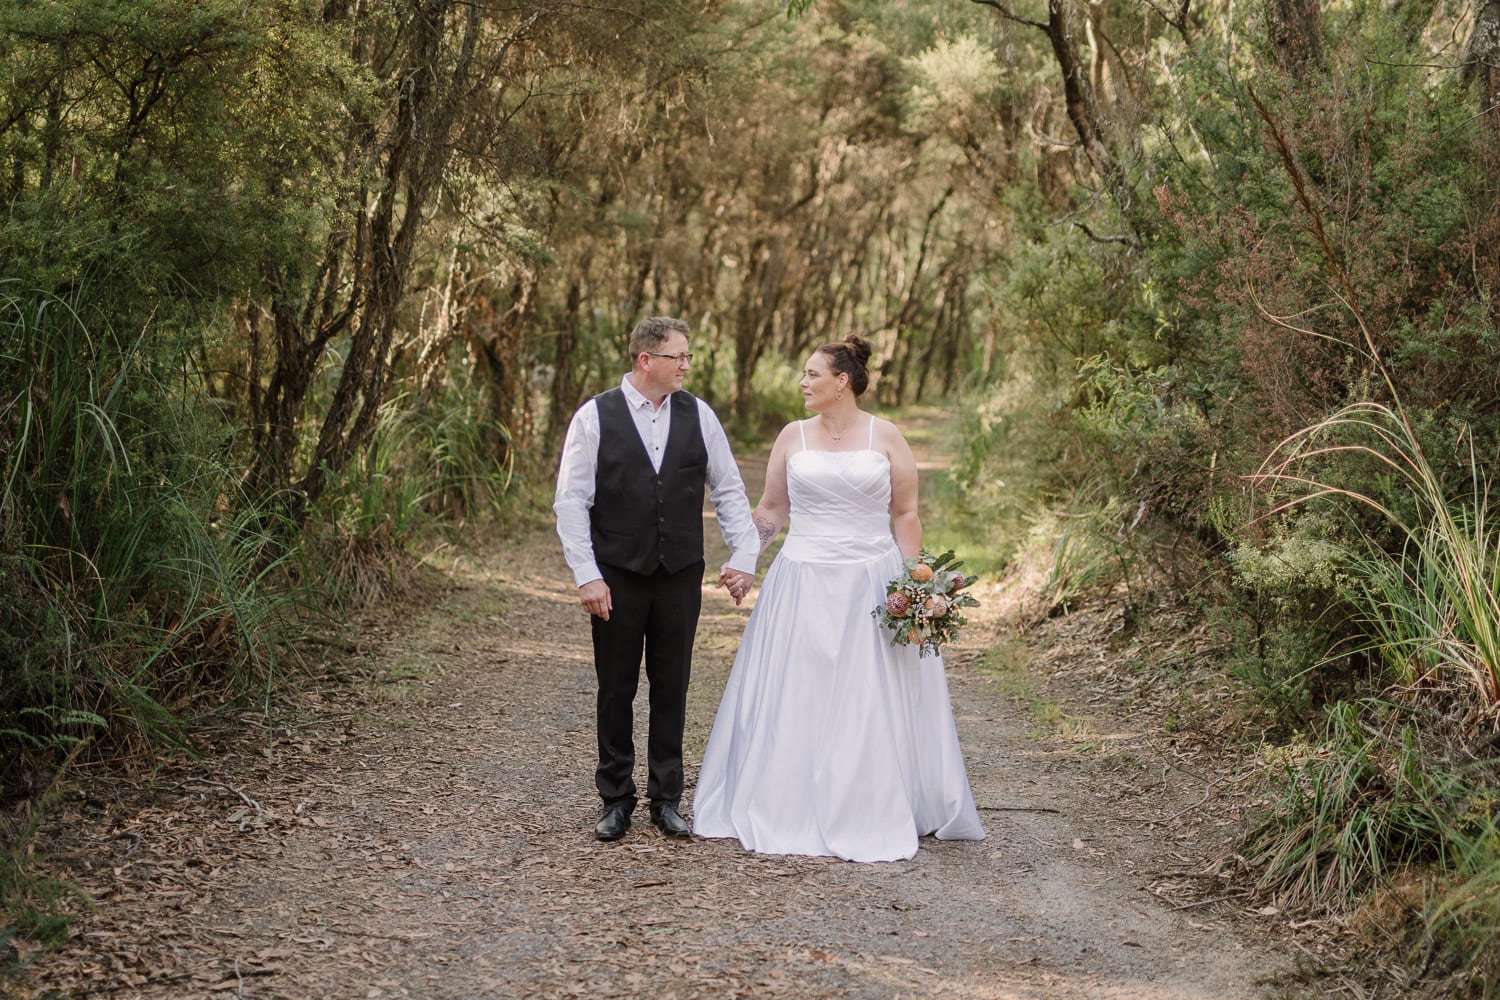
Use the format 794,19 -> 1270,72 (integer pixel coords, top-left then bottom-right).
621,373 -> 670,411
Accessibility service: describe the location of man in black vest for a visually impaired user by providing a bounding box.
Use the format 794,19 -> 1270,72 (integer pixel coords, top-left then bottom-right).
554,316 -> 760,841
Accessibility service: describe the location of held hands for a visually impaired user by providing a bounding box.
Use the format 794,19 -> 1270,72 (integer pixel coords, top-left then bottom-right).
583,570 -> 749,614
718,565 -> 753,605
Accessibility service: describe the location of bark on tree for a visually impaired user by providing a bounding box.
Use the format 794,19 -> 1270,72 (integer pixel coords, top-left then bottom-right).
1045,0 -> 1128,213
1266,0 -> 1325,79
547,273 -> 587,448
1462,0 -> 1500,309
1463,0 -> 1500,142
466,270 -> 538,464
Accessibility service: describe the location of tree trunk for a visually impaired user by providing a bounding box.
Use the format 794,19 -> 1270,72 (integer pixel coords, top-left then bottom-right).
1463,0 -> 1500,142
972,0 -> 1148,243
730,238 -> 786,419
295,0 -> 479,519
548,274 -> 586,447
1463,0 -> 1500,310
1267,0 -> 1325,79
1044,0 -> 1144,237
245,0 -> 487,522
467,271 -> 537,467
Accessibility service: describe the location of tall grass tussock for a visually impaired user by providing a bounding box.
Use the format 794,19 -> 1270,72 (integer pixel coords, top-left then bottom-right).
0,284 -> 307,940
1242,395 -> 1500,993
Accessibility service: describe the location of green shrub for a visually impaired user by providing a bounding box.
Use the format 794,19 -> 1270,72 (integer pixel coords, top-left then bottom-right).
0,284 -> 295,801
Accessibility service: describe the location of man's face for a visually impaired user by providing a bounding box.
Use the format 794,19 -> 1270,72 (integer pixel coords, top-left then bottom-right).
638,331 -> 691,399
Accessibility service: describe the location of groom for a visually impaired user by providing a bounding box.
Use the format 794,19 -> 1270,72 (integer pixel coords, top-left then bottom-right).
554,316 -> 759,842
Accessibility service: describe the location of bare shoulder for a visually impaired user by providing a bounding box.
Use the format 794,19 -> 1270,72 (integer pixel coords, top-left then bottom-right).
763,420 -> 801,462
771,420 -> 803,449
871,415 -> 912,452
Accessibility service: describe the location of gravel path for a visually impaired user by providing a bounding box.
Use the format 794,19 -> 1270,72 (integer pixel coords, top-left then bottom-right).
14,435 -> 1290,999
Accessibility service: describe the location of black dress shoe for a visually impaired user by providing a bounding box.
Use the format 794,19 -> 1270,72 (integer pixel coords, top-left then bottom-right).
595,804 -> 631,842
650,803 -> 691,838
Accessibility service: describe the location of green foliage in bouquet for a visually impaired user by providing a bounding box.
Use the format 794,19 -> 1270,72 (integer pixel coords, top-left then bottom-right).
872,549 -> 980,658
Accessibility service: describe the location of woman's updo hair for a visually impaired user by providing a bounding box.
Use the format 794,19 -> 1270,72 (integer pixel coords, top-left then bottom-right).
816,335 -> 873,397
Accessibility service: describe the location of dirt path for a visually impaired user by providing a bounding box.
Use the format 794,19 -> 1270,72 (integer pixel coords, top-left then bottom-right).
13,427 -> 1291,999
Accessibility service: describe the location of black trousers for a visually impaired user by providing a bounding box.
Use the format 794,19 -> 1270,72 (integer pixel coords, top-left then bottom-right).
592,559 -> 704,811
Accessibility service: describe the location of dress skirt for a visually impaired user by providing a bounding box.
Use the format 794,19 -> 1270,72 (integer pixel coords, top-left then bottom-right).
692,509 -> 985,862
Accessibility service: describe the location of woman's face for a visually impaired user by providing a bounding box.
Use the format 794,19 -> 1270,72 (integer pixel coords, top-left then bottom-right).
799,351 -> 846,412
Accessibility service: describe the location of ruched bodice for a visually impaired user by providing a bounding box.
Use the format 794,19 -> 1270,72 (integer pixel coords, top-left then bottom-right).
782,450 -> 893,559
789,449 -> 890,516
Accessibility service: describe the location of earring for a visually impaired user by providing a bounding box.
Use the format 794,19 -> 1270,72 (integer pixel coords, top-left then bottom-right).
836,390 -> 843,400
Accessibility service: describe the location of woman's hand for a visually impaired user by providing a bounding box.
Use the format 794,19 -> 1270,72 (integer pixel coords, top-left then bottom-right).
718,566 -> 753,604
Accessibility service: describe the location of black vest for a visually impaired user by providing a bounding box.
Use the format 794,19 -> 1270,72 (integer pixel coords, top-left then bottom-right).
590,387 -> 708,575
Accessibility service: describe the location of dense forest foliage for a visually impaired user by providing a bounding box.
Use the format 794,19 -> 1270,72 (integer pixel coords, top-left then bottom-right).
3,0 -> 1500,990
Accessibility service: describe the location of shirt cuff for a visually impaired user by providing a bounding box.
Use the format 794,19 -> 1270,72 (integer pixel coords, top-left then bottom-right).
725,550 -> 759,576
573,563 -> 603,589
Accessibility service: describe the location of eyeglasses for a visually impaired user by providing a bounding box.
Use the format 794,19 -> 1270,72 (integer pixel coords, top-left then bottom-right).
646,352 -> 693,365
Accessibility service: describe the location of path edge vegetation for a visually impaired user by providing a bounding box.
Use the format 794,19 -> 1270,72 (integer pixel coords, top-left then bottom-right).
5,1 -> 1500,997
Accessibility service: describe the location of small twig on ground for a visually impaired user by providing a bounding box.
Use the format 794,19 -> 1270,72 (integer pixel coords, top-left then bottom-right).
978,805 -> 1063,814
184,778 -> 267,816
291,635 -> 359,653
1154,775 -> 1228,825
74,973 -> 199,994
1146,887 -> 1244,910
315,926 -> 432,942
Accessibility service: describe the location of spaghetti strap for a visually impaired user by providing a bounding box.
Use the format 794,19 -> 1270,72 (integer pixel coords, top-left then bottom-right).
866,414 -> 876,450
797,419 -> 807,452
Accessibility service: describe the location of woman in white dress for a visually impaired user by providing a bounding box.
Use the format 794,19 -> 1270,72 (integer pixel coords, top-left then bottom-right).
692,336 -> 985,862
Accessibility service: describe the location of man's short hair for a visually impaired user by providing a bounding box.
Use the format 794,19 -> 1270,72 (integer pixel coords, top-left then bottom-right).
628,316 -> 690,359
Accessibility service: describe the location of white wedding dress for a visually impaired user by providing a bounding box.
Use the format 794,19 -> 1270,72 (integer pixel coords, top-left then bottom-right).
692,418 -> 985,862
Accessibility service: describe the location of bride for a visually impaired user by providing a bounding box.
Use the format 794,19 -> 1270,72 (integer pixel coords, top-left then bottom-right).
692,335 -> 985,862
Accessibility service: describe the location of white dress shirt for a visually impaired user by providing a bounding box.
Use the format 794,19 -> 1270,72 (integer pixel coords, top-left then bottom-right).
554,374 -> 760,588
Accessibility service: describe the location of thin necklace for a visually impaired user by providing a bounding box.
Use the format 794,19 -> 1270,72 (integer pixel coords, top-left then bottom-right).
826,414 -> 854,442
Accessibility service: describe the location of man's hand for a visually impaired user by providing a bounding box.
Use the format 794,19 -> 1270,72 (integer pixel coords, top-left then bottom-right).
718,565 -> 752,605
578,579 -> 612,620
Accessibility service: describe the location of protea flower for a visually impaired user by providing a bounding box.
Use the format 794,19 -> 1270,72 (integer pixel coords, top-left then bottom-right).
924,595 -> 950,618
885,591 -> 912,617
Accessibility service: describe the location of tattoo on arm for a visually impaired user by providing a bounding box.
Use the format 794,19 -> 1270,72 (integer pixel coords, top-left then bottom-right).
755,516 -> 778,547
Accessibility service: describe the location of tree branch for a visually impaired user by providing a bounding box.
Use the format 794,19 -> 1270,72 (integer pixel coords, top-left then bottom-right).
1072,221 -> 1135,246
968,0 -> 1049,32
1140,0 -> 1195,44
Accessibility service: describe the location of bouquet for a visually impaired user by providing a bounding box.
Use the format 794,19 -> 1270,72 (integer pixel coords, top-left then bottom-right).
872,549 -> 979,658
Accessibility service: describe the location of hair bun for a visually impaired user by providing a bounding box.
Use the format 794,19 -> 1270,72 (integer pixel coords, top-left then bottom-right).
842,335 -> 873,368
